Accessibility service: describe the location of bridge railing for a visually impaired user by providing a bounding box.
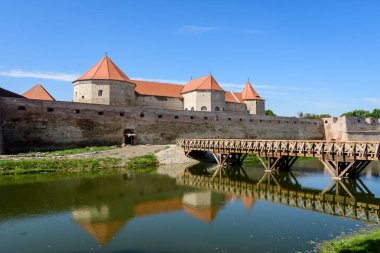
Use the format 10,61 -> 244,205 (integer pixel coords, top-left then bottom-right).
177,139 -> 380,161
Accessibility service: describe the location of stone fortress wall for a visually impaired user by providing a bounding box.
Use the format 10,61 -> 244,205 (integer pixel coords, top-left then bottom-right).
0,97 -> 325,154
324,116 -> 380,141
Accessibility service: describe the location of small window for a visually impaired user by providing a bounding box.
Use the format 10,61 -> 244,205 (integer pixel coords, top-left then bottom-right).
278,120 -> 281,123
158,115 -> 162,118
120,112 -> 125,116
204,117 -> 208,120
185,108 -> 188,111
81,96 -> 84,99
215,106 -> 220,111
190,116 -> 194,119
75,92 -> 77,99
98,112 -> 104,115
191,107 -> 194,111
294,121 -> 297,124
98,90 -> 103,96
228,118 -> 231,121
140,113 -> 145,117
17,106 -> 26,110
47,108 -> 54,112
250,119 -> 253,122
175,115 -> 179,119
74,109 -> 80,114
239,119 -> 242,121
269,120 -> 271,123
358,119 -> 361,123
201,106 -> 207,111
259,120 -> 262,122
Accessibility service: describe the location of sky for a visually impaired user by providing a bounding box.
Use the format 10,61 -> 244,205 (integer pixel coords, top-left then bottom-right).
0,0 -> 380,117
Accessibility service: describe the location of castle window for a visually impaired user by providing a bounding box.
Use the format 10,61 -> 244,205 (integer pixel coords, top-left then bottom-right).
175,115 -> 179,119
140,113 -> 145,117
204,117 -> 208,120
190,116 -> 194,119
82,96 -> 84,99
75,92 -> 77,99
191,107 -> 194,111
201,106 -> 207,111
47,108 -> 54,112
158,115 -> 162,118
120,112 -> 125,116
358,119 -> 361,123
228,118 -> 231,121
74,109 -> 80,114
239,118 -> 243,121
215,106 -> 220,111
98,112 -> 104,115
250,119 -> 253,122
98,90 -> 103,96
17,106 -> 26,111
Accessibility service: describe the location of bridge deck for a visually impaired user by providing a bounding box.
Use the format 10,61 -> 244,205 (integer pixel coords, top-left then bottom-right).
177,139 -> 380,161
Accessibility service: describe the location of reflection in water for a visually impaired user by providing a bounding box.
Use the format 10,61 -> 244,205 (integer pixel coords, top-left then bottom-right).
178,167 -> 380,224
0,166 -> 380,250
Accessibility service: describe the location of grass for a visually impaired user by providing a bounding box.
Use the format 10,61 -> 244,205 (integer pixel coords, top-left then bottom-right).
0,157 -> 122,175
0,154 -> 160,175
242,154 -> 318,166
20,146 -> 115,157
319,227 -> 380,253
126,154 -> 158,173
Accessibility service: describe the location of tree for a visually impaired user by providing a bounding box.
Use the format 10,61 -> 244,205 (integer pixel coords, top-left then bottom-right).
265,109 -> 276,116
341,110 -> 371,118
297,112 -> 331,119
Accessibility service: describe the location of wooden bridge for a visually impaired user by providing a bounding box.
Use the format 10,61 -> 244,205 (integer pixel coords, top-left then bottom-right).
177,172 -> 380,224
177,139 -> 380,179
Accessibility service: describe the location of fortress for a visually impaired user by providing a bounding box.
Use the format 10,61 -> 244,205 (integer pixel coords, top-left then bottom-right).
73,56 -> 265,115
1,56 -> 380,154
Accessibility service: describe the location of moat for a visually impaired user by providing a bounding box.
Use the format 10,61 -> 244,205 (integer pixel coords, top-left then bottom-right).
1,161 -> 380,253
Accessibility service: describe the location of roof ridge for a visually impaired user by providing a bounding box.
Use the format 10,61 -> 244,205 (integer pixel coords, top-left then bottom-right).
91,56 -> 105,80
230,91 -> 240,103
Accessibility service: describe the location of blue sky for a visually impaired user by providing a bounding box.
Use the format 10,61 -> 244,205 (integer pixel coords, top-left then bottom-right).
1,0 -> 380,116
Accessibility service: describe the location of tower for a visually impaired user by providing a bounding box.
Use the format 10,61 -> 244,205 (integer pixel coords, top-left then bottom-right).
181,75 -> 225,112
242,80 -> 265,115
73,56 -> 135,106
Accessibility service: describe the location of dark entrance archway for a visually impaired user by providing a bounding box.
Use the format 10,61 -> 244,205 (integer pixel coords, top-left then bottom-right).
124,129 -> 135,145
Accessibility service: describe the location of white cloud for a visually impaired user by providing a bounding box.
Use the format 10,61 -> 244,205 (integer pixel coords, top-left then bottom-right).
242,29 -> 262,34
0,69 -> 79,82
178,25 -> 220,35
364,98 -> 380,105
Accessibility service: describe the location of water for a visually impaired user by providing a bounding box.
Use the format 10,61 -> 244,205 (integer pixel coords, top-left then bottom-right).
0,161 -> 380,253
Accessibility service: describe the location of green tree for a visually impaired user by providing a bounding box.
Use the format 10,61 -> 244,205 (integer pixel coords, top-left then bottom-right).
341,109 -> 371,118
265,109 -> 276,116
369,109 -> 380,118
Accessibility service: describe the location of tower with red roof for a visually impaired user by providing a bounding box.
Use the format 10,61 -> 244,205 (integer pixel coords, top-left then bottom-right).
241,80 -> 265,115
72,55 -> 136,106
181,74 -> 225,112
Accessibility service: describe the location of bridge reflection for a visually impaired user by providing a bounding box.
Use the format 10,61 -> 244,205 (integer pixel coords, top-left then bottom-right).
177,166 -> 380,224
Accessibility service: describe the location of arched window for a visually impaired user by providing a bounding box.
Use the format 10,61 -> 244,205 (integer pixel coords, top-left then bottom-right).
201,106 -> 207,111
191,107 -> 194,111
215,106 -> 220,111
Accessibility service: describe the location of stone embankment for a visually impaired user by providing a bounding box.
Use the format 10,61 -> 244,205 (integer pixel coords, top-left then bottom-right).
155,145 -> 198,165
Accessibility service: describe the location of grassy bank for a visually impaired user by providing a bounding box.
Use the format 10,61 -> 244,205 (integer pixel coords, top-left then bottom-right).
0,154 -> 159,175
319,227 -> 380,253
20,146 -> 116,157
126,154 -> 158,173
0,158 -> 122,175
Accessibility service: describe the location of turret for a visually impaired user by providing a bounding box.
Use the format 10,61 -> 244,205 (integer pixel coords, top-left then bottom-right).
181,74 -> 225,112
242,80 -> 265,115
73,56 -> 135,106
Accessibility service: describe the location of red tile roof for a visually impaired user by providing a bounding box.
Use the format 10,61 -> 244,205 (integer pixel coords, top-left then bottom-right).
242,81 -> 263,100
182,75 -> 224,94
132,80 -> 183,98
22,84 -> 55,101
225,91 -> 243,103
75,56 -> 131,82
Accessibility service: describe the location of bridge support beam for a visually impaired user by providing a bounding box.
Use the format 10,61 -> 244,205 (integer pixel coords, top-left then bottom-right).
320,160 -> 371,180
212,153 -> 247,167
257,156 -> 298,172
